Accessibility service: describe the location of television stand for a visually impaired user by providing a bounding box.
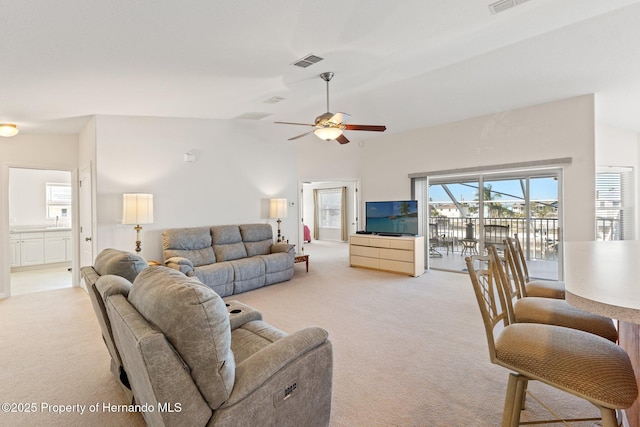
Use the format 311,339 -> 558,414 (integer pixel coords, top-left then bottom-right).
349,234 -> 424,277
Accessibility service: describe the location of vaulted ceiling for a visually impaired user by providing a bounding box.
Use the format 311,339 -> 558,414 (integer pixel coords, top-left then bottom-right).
1,0 -> 640,137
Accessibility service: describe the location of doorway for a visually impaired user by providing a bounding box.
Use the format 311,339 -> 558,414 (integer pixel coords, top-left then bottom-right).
421,169 -> 562,280
9,167 -> 74,295
298,180 -> 359,253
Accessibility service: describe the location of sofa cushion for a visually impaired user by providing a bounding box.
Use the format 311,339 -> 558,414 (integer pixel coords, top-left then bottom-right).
163,227 -> 216,266
128,266 -> 235,410
193,263 -> 235,297
211,225 -> 248,262
93,248 -> 148,283
230,258 -> 266,293
214,242 -> 248,262
259,252 -> 293,273
259,253 -> 294,285
211,225 -> 242,244
239,223 -> 273,242
240,223 -> 273,256
243,240 -> 272,257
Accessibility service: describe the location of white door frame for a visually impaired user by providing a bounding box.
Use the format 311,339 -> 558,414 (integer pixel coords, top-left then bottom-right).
297,178 -> 361,251
78,163 -> 94,291
1,164 -> 80,298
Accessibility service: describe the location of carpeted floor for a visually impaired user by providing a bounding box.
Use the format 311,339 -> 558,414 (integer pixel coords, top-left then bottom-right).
0,240 -> 602,426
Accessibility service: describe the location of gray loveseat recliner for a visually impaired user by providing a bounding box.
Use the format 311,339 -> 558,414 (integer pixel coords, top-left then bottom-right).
80,248 -> 149,400
104,266 -> 333,426
80,248 -> 262,404
163,223 -> 295,296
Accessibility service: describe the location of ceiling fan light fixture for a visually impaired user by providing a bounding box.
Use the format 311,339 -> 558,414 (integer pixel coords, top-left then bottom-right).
0,123 -> 19,137
314,127 -> 343,141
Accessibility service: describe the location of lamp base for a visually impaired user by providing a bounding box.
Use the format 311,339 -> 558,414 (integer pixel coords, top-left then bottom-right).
276,218 -> 282,243
134,225 -> 142,254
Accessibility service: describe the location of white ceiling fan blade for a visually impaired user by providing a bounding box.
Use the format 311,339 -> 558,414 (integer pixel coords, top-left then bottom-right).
329,112 -> 350,125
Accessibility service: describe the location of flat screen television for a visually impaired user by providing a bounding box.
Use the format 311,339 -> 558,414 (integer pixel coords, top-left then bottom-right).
365,200 -> 419,236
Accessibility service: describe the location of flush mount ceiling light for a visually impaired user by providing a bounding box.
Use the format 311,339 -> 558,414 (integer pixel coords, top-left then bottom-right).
0,124 -> 19,137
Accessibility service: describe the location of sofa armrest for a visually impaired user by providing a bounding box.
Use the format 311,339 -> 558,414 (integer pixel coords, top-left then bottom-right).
225,300 -> 263,330
164,256 -> 194,275
271,243 -> 295,255
223,326 -> 329,406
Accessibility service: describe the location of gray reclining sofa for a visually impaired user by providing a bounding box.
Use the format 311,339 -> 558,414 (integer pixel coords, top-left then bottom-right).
80,248 -> 260,402
104,266 -> 333,426
163,223 -> 295,296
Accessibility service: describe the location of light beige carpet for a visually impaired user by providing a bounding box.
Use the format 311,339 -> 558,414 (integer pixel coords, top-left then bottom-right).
0,240 -> 603,426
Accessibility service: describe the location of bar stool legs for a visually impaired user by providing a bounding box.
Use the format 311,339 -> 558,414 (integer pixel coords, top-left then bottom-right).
501,373 -> 621,427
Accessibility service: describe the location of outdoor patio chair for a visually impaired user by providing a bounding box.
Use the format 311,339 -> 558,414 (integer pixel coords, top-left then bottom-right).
483,224 -> 509,253
428,223 -> 444,258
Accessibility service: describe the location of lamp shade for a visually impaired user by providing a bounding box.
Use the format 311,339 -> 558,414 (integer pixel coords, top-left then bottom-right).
269,198 -> 288,219
122,193 -> 154,225
314,127 -> 342,141
0,124 -> 19,137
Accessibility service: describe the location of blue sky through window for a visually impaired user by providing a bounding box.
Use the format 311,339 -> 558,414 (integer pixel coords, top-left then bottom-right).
429,177 -> 557,203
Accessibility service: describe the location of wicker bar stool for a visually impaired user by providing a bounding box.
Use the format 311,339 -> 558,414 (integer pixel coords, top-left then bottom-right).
490,244 -> 618,342
465,254 -> 637,427
506,235 -> 565,299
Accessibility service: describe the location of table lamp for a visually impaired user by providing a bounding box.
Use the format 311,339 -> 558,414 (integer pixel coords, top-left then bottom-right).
269,198 -> 287,243
122,193 -> 154,254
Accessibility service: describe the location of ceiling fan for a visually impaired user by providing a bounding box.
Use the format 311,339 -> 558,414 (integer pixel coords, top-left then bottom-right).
275,72 -> 386,144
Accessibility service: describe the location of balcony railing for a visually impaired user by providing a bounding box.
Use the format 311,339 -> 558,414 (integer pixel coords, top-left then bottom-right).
432,216 -> 622,260
596,218 -> 621,241
431,217 -> 559,260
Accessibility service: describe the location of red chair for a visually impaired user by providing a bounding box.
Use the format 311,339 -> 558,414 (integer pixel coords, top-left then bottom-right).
304,225 -> 311,243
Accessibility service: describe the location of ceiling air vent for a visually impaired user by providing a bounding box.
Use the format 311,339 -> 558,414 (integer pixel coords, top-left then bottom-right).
292,54 -> 324,68
489,0 -> 532,14
264,96 -> 286,104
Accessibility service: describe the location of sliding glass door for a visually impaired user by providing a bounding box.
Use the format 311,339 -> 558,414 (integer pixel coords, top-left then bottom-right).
424,169 -> 561,279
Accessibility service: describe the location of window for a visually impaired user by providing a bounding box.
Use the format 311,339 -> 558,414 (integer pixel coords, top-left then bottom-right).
46,183 -> 71,219
318,189 -> 342,228
596,168 -> 634,240
419,169 -> 561,280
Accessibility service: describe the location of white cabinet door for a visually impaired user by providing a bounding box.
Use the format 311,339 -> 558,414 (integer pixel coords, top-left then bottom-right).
45,237 -> 67,263
21,237 -> 45,266
10,237 -> 20,267
65,237 -> 72,261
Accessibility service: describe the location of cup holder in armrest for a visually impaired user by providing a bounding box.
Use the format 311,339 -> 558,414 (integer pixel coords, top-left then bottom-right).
224,300 -> 263,329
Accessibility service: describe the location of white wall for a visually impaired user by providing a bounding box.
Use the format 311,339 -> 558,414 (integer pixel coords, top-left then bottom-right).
9,168 -> 72,227
298,95 -> 597,242
0,133 -> 79,297
92,115 -> 298,262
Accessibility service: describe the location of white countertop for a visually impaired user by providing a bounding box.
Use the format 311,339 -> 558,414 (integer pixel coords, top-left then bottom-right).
10,226 -> 71,233
565,240 -> 640,324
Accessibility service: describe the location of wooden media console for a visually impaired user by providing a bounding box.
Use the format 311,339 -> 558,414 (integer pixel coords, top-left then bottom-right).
349,234 -> 424,277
